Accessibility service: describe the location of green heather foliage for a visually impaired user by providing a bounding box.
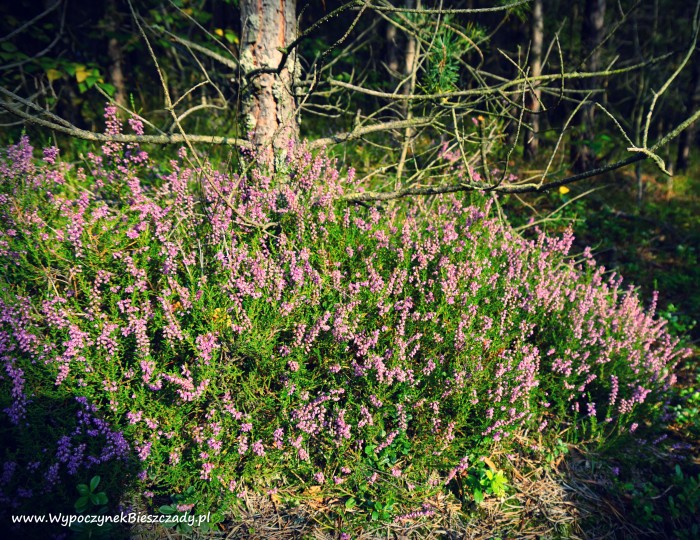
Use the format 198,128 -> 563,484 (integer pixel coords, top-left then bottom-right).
0,108 -> 691,525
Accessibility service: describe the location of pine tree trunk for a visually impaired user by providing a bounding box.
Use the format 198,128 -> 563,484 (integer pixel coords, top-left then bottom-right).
524,0 -> 543,160
240,0 -> 298,153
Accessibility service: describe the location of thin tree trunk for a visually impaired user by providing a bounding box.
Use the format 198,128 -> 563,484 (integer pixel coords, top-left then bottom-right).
396,0 -> 419,186
524,0 -> 543,160
240,0 -> 298,153
106,0 -> 127,110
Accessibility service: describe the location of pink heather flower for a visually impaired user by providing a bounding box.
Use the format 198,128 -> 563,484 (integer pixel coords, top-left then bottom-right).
238,435 -> 249,455
314,472 -> 325,484
630,423 -> 638,433
375,430 -> 398,454
609,375 -> 619,406
200,462 -> 215,480
195,332 -> 220,364
391,467 -> 402,478
273,428 -> 285,449
128,117 -> 145,135
358,406 -> 373,428
445,456 -> 470,485
334,409 -> 351,444
587,402 -> 597,417
288,360 -> 300,372
252,440 -> 265,456
136,441 -> 152,461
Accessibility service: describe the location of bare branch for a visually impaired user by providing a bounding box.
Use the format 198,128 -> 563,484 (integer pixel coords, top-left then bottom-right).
309,116 -> 439,149
366,0 -> 532,15
0,99 -> 250,147
327,57 -> 672,102
172,101 -> 228,129
642,0 -> 700,147
155,27 -> 239,71
341,108 -> 700,202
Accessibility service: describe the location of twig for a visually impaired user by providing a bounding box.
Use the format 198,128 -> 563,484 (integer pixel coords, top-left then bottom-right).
642,0 -> 700,148
341,107 -> 700,201
155,27 -> 239,71
309,115 -> 437,149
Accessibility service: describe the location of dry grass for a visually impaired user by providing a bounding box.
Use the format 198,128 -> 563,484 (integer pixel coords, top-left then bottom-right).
127,441 -> 676,540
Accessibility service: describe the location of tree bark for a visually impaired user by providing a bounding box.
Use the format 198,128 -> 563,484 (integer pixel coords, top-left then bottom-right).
240,0 -> 298,153
524,0 -> 543,160
106,0 -> 127,110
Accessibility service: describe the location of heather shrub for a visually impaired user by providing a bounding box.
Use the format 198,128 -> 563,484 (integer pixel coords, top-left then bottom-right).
0,110 -> 690,528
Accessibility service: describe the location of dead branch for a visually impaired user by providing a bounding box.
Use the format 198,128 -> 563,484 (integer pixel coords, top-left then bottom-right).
365,0 -> 533,15
341,107 -> 700,202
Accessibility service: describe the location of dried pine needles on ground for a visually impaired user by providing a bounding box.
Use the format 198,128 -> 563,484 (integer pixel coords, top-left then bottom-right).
130,440 -> 686,540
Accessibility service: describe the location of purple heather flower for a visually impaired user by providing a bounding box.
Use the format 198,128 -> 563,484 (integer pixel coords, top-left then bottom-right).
43,146 -> 59,164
